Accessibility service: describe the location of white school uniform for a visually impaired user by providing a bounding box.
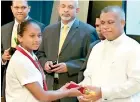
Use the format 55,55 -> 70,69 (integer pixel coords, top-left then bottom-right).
6,46 -> 43,102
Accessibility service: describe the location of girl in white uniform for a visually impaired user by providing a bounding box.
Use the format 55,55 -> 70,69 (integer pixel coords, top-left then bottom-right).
6,19 -> 82,102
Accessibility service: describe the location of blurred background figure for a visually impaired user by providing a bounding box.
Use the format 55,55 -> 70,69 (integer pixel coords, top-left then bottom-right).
95,18 -> 105,40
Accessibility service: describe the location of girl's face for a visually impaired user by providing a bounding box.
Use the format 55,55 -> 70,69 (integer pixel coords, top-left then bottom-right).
18,23 -> 42,53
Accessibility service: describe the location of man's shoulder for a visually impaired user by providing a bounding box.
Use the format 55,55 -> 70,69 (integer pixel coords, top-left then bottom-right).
78,20 -> 96,34
33,19 -> 45,26
78,20 -> 98,40
90,40 -> 101,47
44,21 -> 61,30
31,19 -> 45,31
79,20 -> 95,30
1,21 -> 14,30
125,35 -> 140,48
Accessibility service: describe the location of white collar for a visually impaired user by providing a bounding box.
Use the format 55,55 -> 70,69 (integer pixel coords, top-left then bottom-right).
18,45 -> 37,60
61,18 -> 76,29
14,16 -> 29,25
105,33 -> 126,46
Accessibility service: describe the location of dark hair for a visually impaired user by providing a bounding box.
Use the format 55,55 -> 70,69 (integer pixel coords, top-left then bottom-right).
9,19 -> 40,56
17,19 -> 39,37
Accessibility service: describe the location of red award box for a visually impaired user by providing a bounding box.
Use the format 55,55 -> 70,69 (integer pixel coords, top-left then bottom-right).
67,83 -> 85,94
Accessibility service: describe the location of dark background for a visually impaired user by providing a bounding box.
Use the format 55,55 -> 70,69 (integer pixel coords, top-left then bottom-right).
1,1 -> 140,43
1,1 -> 54,26
1,1 -> 13,25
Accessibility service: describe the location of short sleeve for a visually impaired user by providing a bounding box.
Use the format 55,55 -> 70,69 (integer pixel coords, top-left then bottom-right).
13,59 -> 42,86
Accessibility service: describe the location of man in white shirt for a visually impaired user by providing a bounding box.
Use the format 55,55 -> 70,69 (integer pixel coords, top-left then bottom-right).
78,6 -> 140,102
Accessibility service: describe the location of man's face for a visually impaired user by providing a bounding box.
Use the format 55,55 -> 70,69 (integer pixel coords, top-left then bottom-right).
58,0 -> 79,23
100,12 -> 125,41
11,0 -> 30,23
95,18 -> 105,40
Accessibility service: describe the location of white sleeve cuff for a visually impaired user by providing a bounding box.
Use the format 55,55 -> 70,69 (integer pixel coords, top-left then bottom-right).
21,78 -> 39,86
101,87 -> 113,101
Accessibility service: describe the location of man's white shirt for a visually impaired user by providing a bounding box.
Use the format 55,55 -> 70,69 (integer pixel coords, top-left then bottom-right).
80,33 -> 140,102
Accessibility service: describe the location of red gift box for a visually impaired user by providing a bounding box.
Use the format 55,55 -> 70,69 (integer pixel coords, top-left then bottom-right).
67,83 -> 85,94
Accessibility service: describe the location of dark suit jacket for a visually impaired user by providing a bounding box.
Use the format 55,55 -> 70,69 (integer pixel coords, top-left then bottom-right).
1,19 -> 45,54
37,19 -> 99,90
78,40 -> 101,83
1,18 -> 45,97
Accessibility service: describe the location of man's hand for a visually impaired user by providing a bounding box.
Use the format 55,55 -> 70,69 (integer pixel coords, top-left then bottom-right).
77,96 -> 91,102
83,86 -> 102,102
2,48 -> 11,63
51,62 -> 68,73
44,61 -> 53,73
